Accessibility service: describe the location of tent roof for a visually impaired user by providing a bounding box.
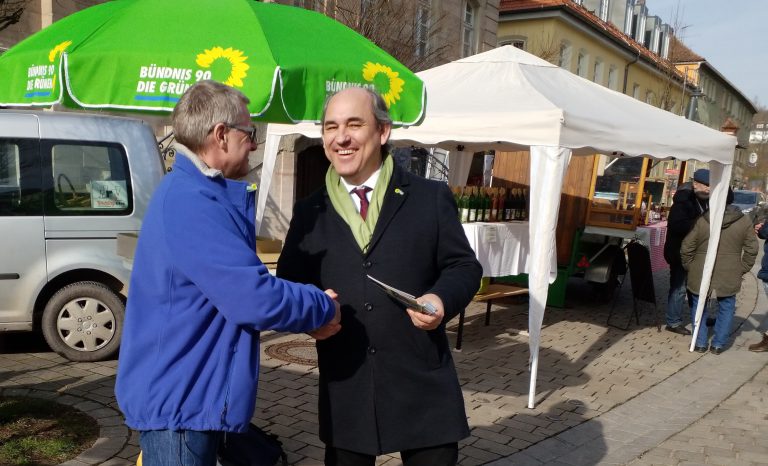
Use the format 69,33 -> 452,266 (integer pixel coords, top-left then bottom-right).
267,46 -> 735,163
388,46 -> 736,161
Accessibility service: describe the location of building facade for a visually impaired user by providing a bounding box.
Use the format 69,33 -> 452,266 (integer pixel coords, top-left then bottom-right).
497,0 -> 696,220
498,0 -> 688,112
0,0 -> 106,52
497,0 -> 756,201
670,38 -> 757,188
746,110 -> 768,192
277,0 -> 499,70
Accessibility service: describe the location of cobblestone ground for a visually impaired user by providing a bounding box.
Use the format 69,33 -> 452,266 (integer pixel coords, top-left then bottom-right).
253,269 -> 745,465
1,265 -> 764,466
628,355 -> 768,466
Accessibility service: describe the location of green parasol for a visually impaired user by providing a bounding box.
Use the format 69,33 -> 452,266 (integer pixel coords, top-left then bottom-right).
0,0 -> 425,125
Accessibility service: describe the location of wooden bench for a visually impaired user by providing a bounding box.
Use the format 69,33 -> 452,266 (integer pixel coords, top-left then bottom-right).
455,283 -> 529,351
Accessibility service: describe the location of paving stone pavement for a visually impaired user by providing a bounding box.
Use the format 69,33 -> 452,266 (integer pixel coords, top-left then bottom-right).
1,264 -> 767,466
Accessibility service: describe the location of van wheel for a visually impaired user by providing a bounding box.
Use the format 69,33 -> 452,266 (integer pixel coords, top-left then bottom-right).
41,281 -> 124,362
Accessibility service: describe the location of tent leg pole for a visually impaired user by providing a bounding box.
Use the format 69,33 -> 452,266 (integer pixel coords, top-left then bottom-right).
528,353 -> 539,409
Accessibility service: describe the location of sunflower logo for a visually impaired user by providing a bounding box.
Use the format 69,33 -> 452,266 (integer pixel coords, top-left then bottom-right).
46,40 -> 71,92
362,62 -> 404,108
48,40 -> 72,63
196,46 -> 249,87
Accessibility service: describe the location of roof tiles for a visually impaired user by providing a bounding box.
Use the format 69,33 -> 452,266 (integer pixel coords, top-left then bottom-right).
499,0 -> 684,80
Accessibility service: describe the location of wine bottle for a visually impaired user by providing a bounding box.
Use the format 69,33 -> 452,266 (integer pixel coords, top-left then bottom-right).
504,188 -> 513,221
498,188 -> 507,221
482,188 -> 491,222
468,187 -> 478,223
460,186 -> 470,223
490,188 -> 499,222
521,188 -> 528,221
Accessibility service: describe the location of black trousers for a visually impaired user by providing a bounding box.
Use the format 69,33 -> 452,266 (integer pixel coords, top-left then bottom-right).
324,443 -> 459,466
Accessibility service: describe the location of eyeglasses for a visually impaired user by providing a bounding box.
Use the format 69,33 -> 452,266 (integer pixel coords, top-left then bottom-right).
225,123 -> 257,143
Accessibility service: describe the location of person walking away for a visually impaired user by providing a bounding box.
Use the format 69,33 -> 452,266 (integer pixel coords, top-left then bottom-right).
748,220 -> 768,352
277,87 -> 482,466
663,168 -> 711,336
680,188 -> 757,354
115,80 -> 341,465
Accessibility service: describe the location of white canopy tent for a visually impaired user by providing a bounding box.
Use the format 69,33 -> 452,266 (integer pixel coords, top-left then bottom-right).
259,46 -> 737,409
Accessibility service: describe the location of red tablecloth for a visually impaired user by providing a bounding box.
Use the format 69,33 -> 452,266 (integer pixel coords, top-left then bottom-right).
636,221 -> 668,272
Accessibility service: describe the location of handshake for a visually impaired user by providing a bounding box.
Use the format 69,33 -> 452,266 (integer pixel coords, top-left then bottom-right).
308,289 -> 342,340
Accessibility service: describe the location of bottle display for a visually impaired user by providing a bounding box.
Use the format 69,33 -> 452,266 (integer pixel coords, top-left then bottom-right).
450,185 -> 529,223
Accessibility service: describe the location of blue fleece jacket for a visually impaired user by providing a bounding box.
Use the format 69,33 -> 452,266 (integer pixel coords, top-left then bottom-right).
757,223 -> 768,282
116,151 -> 335,433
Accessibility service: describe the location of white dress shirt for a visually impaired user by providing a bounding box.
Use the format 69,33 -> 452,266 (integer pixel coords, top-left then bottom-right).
340,165 -> 382,214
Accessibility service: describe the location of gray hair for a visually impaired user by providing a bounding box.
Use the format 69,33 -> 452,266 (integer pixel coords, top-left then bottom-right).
321,87 -> 392,155
172,80 -> 250,152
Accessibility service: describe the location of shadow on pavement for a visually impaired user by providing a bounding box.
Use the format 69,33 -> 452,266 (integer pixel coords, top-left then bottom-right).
0,331 -> 50,354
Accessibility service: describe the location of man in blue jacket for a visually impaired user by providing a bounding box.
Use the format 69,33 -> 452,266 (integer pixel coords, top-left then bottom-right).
115,80 -> 340,465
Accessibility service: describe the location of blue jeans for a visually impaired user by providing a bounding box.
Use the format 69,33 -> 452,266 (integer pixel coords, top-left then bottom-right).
690,294 -> 736,349
140,430 -> 221,466
666,263 -> 689,328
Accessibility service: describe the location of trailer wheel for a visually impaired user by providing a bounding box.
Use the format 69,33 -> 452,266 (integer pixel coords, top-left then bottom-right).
41,281 -> 124,362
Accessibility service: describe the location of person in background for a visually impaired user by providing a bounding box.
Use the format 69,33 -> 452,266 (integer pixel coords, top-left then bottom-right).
663,168 -> 711,336
277,87 -> 482,466
748,219 -> 768,352
115,80 -> 340,465
681,187 -> 757,354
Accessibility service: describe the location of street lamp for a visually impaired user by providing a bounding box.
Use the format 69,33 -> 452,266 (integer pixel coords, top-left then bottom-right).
686,88 -> 705,121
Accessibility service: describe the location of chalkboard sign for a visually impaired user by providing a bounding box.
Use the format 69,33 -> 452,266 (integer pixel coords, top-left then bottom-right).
607,241 -> 660,330
627,241 -> 655,304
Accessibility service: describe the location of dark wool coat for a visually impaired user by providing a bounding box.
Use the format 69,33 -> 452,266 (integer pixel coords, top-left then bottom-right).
663,183 -> 708,266
681,204 -> 758,297
277,165 -> 482,455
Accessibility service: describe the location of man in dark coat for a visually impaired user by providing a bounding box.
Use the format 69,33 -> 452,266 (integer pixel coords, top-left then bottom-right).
277,87 -> 482,465
663,168 -> 710,335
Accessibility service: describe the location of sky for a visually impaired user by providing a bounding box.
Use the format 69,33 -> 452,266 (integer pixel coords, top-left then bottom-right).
647,0 -> 766,109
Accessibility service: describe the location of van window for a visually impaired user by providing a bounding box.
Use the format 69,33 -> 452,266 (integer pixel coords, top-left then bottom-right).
733,191 -> 757,205
44,142 -> 133,216
0,138 -> 43,216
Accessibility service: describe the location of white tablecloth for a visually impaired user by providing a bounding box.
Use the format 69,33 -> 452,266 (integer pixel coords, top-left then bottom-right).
462,221 -> 557,278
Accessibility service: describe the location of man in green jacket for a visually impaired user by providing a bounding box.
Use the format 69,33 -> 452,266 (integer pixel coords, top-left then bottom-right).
681,189 -> 758,354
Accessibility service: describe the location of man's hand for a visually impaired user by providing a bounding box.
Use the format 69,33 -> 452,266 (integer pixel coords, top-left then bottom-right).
309,289 -> 341,340
755,222 -> 764,234
406,293 -> 444,331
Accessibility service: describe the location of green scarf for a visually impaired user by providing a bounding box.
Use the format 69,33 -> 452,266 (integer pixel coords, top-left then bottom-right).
325,155 -> 393,253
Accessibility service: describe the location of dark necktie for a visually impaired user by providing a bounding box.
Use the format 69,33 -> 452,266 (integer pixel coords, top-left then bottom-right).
352,186 -> 372,220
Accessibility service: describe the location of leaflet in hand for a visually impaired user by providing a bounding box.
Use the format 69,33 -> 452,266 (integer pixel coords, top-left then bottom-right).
366,275 -> 437,315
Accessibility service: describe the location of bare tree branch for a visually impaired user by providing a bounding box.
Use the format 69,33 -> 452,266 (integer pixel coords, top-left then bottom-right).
0,0 -> 27,33
302,0 -> 452,72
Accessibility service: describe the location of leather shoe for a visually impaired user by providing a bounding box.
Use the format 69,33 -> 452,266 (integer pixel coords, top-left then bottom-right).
666,325 -> 692,336
748,334 -> 768,352
694,346 -> 708,353
710,346 -> 724,355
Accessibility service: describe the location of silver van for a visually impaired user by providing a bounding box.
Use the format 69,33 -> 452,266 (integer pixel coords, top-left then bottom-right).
0,110 -> 164,361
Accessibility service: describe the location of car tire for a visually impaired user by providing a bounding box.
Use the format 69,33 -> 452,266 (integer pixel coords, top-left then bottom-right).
41,281 -> 124,362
